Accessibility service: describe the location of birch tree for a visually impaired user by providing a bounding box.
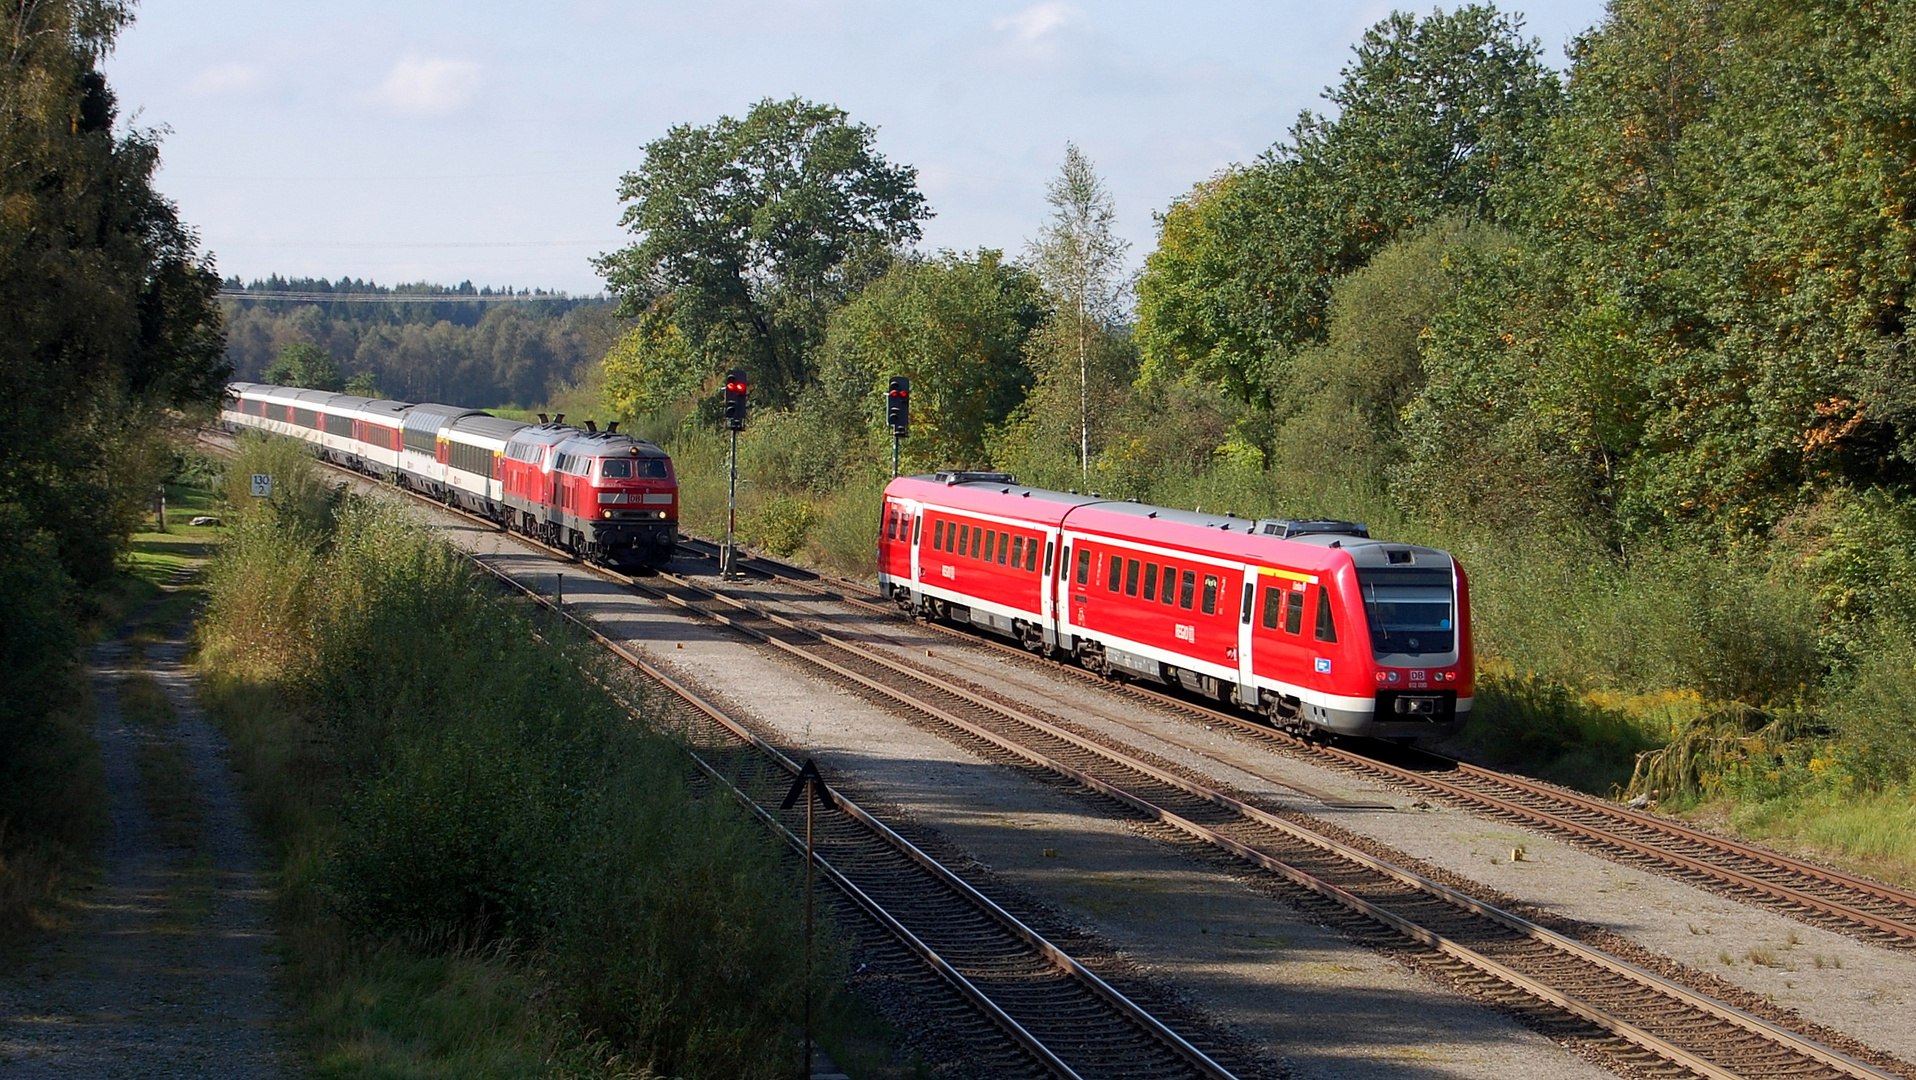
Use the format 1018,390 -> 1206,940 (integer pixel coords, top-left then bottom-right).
1027,144 -> 1129,479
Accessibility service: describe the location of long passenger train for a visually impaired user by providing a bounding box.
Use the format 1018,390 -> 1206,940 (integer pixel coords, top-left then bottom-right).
220,382 -> 678,568
878,471 -> 1472,740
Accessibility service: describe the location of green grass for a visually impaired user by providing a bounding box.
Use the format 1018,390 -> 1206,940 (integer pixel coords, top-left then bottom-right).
202,671 -> 596,1080
196,481 -> 848,1078
0,693 -> 102,957
1,484 -> 222,960
89,483 -> 224,637
1688,787 -> 1916,888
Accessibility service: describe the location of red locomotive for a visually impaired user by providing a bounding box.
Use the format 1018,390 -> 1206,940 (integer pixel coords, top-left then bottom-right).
222,382 -> 678,568
877,471 -> 1472,740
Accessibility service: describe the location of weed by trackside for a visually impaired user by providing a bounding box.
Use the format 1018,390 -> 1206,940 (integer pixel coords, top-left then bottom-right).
199,482 -> 835,1079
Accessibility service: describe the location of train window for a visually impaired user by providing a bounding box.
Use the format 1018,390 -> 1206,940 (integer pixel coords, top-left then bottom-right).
1011,536 -> 1024,568
913,514 -> 921,544
1107,555 -> 1122,592
1201,575 -> 1219,614
933,520 -> 945,551
1044,541 -> 1055,576
997,535 -> 1008,565
1124,559 -> 1139,596
1262,586 -> 1282,629
1026,538 -> 1039,572
601,459 -> 632,478
1285,590 -> 1304,634
958,524 -> 970,556
1315,587 -> 1338,643
1160,565 -> 1177,605
984,530 -> 996,562
885,511 -> 896,540
1076,548 -> 1091,585
1179,570 -> 1196,609
1143,564 -> 1158,601
1241,583 -> 1255,624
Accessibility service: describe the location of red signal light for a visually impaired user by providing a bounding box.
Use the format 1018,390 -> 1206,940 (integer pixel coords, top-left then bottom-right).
723,368 -> 748,430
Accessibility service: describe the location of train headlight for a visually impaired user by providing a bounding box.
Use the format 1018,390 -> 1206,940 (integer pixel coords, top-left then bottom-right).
603,510 -> 613,519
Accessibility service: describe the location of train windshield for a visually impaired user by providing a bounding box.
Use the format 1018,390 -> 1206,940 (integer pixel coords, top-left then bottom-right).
1356,567 -> 1454,656
598,457 -> 670,479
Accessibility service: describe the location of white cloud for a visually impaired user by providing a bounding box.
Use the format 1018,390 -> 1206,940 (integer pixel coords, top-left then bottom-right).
992,2 -> 1081,44
372,53 -> 480,116
187,62 -> 263,96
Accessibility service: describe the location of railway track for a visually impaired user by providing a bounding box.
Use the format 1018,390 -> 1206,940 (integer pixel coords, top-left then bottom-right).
208,434 -> 1245,1080
207,436 -> 1913,1078
680,536 -> 1916,955
600,553 -> 1902,1080
472,560 -> 1245,1080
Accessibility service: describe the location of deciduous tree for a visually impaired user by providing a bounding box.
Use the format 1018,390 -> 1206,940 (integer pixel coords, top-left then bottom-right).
263,342 -> 342,391
0,0 -> 227,584
596,97 -> 929,409
815,250 -> 1045,470
1026,143 -> 1129,479
1135,4 -> 1559,407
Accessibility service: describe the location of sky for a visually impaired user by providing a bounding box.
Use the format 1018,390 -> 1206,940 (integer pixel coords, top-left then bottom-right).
105,0 -> 1613,296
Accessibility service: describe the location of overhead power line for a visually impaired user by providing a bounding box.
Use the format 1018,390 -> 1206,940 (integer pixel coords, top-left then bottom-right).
219,290 -> 607,304
224,240 -> 603,249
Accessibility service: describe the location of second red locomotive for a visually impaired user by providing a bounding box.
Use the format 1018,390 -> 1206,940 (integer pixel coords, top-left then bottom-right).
220,381 -> 678,568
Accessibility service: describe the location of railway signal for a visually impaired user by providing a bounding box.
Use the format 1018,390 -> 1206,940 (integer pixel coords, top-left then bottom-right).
722,369 -> 747,577
723,369 -> 748,431
886,377 -> 909,476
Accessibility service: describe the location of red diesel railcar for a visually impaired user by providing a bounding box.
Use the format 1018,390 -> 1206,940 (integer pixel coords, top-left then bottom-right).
876,471 -> 1472,740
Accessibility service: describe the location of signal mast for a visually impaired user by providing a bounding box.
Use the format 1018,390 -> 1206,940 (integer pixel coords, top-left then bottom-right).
722,369 -> 747,577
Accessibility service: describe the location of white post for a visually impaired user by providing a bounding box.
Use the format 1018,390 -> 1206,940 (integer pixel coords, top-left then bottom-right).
723,427 -> 740,577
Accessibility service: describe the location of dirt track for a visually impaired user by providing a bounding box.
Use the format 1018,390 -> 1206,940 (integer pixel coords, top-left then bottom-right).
0,575 -> 287,1078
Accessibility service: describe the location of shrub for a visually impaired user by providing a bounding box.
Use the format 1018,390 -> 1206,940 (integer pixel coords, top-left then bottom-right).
0,507 -> 102,949
201,496 -> 826,1077
747,495 -> 820,557
218,431 -> 339,536
1449,673 -> 1671,793
803,472 -> 888,576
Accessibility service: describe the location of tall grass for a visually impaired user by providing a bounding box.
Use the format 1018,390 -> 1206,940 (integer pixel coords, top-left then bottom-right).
666,414 -> 890,575
199,459 -> 828,1077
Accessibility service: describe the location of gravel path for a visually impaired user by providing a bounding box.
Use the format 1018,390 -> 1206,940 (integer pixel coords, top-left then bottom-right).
0,596 -> 288,1078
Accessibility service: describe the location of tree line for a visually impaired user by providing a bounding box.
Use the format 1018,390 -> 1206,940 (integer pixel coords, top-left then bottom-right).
224,278 -> 619,407
601,2 -> 1916,823
0,0 -> 227,928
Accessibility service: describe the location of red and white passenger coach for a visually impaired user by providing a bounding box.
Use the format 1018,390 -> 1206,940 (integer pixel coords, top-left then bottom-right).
221,381 -> 678,568
878,471 -> 1472,740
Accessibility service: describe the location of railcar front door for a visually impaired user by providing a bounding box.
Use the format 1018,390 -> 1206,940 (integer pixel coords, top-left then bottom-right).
906,504 -> 922,595
1236,566 -> 1258,705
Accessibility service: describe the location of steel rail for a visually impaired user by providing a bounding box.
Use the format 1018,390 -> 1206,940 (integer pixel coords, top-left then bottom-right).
467,552 -> 1239,1080
237,434 -> 1239,1080
208,434 -> 1904,1079
467,559 -> 1091,1080
683,534 -> 1916,949
636,567 -> 1898,1080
